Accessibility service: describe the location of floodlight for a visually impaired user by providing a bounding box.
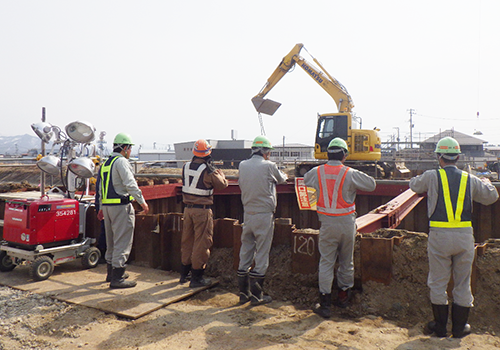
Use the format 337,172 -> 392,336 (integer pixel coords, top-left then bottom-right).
68,157 -> 95,178
31,122 -> 54,143
65,121 -> 96,143
36,155 -> 61,176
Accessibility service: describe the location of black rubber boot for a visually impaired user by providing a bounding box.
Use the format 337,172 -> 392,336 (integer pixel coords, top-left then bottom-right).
249,276 -> 272,306
237,270 -> 251,304
179,264 -> 192,284
106,264 -> 129,282
189,269 -> 212,288
427,303 -> 449,337
110,267 -> 136,289
451,303 -> 471,338
335,288 -> 352,308
313,293 -> 332,319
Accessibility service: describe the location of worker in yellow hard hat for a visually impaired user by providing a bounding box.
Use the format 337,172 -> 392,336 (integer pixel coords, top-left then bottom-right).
304,137 -> 376,318
410,136 -> 498,338
180,139 -> 228,288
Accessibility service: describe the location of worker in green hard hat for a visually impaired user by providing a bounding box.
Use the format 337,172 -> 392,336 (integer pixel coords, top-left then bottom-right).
97,132 -> 149,289
410,136 -> 498,338
237,135 -> 288,306
304,137 -> 376,318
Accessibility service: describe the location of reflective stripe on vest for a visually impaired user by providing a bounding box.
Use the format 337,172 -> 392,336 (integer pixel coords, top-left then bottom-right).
182,162 -> 213,196
316,164 -> 355,216
429,169 -> 472,228
100,156 -> 134,205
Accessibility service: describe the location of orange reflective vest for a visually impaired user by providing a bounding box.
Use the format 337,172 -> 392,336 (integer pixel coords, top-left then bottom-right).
316,164 -> 355,216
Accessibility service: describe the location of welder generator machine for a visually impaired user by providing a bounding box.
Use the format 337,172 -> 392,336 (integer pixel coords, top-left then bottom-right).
0,197 -> 100,281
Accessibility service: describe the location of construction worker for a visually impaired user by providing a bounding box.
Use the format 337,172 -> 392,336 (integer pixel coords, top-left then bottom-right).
181,139 -> 228,288
304,137 -> 376,318
237,135 -> 288,305
410,136 -> 498,338
97,133 -> 149,288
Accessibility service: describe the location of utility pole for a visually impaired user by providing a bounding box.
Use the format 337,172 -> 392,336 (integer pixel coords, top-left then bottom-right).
407,109 -> 415,148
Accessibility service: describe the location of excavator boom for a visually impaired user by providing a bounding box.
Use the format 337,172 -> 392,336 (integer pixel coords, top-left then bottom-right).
252,43 -> 383,174
252,43 -> 354,115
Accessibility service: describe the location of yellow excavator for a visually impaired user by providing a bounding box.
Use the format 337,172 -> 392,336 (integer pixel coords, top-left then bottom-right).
252,43 -> 388,177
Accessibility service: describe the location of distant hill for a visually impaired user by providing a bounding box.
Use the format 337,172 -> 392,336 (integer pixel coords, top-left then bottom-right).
0,134 -> 41,156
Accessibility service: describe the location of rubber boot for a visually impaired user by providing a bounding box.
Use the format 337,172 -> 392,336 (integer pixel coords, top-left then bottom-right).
427,303 -> 449,337
110,267 -> 136,289
451,303 -> 471,338
106,263 -> 129,282
336,288 -> 352,308
237,270 -> 251,304
179,264 -> 191,284
249,276 -> 272,306
312,293 -> 332,319
189,269 -> 212,288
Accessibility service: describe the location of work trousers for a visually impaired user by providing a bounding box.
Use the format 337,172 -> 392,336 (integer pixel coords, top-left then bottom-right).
427,229 -> 475,307
181,207 -> 213,270
317,213 -> 356,294
238,212 -> 274,277
102,203 -> 135,268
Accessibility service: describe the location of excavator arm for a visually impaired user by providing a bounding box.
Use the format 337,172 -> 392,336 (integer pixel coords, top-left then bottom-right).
252,43 -> 354,116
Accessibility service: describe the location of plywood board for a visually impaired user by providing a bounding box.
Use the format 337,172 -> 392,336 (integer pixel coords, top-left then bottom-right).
0,261 -> 218,319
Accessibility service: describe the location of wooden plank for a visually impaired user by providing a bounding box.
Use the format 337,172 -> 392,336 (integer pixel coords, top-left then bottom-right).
0,260 -> 217,319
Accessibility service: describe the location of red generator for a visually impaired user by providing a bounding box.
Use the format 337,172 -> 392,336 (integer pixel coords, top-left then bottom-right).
0,197 -> 100,281
4,198 -> 80,249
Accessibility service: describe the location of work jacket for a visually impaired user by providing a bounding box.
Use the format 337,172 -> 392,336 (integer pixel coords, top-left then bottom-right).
181,157 -> 228,206
99,155 -> 134,205
182,161 -> 213,197
316,164 -> 356,216
429,167 -> 472,228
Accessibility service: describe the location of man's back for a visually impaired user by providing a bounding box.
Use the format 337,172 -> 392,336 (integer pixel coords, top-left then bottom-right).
238,155 -> 287,213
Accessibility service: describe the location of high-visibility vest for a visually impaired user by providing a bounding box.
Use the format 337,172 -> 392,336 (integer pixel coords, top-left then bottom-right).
429,168 -> 472,228
99,156 -> 134,205
182,161 -> 213,196
316,164 -> 355,216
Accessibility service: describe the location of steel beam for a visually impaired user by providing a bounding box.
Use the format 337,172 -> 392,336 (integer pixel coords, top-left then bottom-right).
356,188 -> 424,233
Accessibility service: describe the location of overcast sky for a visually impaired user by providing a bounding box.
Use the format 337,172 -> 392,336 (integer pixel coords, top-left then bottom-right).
1,0 -> 499,151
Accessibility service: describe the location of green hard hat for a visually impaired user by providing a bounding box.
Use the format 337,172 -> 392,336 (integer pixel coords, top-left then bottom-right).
252,135 -> 273,149
327,137 -> 348,153
113,132 -> 134,145
434,137 -> 460,154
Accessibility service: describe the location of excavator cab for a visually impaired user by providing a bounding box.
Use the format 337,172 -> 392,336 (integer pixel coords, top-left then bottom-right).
315,114 -> 349,158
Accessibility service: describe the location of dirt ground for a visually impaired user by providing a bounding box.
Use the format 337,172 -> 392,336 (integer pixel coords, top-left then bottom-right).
1,231 -> 500,350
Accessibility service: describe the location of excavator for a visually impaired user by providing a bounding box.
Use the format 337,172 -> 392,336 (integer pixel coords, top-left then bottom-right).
252,43 -> 391,177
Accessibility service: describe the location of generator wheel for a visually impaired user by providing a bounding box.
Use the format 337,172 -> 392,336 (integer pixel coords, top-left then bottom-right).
0,251 -> 16,272
30,256 -> 54,281
81,247 -> 100,269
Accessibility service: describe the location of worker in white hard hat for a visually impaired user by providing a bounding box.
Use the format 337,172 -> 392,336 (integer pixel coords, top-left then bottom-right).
181,139 -> 228,288
304,137 -> 376,318
410,136 -> 498,338
97,133 -> 149,289
237,135 -> 288,306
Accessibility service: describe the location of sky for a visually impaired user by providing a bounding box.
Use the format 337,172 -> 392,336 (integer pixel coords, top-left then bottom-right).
1,0 -> 499,152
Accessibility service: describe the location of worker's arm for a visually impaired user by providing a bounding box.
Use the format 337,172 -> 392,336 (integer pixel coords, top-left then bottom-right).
470,175 -> 499,206
349,168 -> 376,192
270,163 -> 288,185
207,169 -> 229,190
409,170 -> 435,194
115,158 -> 148,210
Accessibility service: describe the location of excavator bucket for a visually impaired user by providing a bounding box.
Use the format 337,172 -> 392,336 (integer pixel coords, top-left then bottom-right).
251,97 -> 282,116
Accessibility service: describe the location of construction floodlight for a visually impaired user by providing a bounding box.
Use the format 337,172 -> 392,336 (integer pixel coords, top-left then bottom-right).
31,122 -> 54,143
65,121 -> 96,143
68,157 -> 95,178
36,155 -> 61,176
